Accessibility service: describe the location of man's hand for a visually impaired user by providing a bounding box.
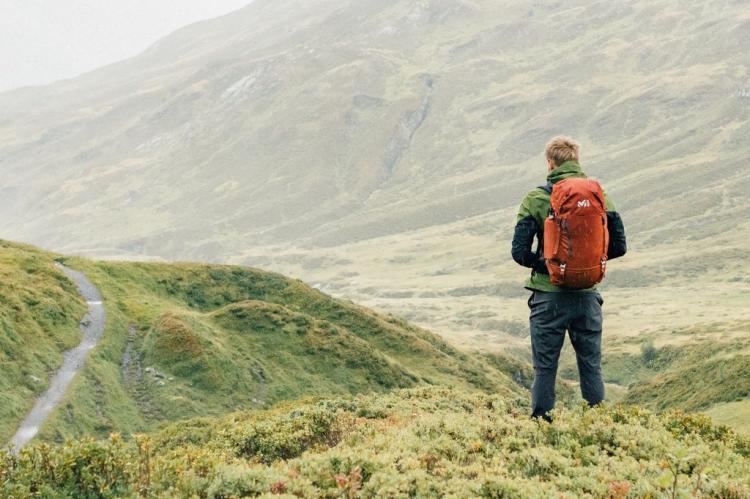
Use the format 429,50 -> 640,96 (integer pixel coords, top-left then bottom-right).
532,256 -> 549,275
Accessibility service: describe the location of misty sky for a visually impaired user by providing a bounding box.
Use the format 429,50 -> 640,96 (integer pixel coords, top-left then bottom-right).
0,0 -> 252,92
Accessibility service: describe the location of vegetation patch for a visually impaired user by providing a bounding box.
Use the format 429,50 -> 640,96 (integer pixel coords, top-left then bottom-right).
626,354 -> 750,411
145,313 -> 205,365
1,243 -> 529,444
2,388 -> 749,498
0,241 -> 87,442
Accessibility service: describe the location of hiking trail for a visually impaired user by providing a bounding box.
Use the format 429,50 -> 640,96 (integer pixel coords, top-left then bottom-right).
121,324 -> 161,420
8,263 -> 105,452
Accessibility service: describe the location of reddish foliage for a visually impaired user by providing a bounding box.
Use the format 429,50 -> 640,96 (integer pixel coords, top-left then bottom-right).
607,481 -> 631,499
270,481 -> 287,494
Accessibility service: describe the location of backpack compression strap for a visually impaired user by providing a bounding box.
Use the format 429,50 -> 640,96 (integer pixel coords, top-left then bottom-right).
538,183 -> 553,194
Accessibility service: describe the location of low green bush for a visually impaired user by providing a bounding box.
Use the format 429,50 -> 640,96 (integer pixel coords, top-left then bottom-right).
2,388 -> 748,498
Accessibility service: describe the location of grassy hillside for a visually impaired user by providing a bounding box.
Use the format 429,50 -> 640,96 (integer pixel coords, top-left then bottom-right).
621,328 -> 750,413
3,239 -> 745,445
705,400 -> 750,435
3,388 -> 749,498
0,240 -> 526,446
0,242 -> 87,443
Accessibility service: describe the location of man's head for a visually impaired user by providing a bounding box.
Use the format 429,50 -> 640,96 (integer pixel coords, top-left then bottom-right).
545,136 -> 580,171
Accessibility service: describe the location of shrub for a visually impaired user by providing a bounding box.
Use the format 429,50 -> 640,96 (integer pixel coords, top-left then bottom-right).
1,388 -> 748,498
641,340 -> 658,365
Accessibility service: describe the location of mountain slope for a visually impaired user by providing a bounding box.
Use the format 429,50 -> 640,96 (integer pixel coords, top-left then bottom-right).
621,327 -> 750,412
3,388 -> 749,497
0,240 -> 525,445
0,0 -> 747,257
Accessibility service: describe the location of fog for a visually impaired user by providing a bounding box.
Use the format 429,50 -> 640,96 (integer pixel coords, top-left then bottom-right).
0,0 -> 252,92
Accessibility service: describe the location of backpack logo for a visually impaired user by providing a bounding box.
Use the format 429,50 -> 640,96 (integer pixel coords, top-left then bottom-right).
577,199 -> 591,208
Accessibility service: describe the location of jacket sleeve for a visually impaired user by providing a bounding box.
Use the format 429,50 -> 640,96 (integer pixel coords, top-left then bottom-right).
607,211 -> 627,259
602,190 -> 627,260
512,216 -> 548,274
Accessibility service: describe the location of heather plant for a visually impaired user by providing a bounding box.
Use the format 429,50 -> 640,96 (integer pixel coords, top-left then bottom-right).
2,388 -> 749,498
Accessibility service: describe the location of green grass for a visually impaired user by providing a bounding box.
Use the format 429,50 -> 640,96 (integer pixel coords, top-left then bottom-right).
2,388 -> 749,498
602,332 -> 750,415
704,400 -> 750,435
595,342 -> 687,389
0,241 -> 87,443
625,350 -> 750,412
0,240 -> 526,445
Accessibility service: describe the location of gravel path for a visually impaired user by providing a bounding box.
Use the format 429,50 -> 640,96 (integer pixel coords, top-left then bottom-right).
8,263 -> 105,452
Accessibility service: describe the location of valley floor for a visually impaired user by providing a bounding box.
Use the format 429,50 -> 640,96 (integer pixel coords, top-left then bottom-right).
229,214 -> 750,434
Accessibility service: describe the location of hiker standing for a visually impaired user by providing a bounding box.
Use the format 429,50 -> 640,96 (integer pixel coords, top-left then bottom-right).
511,136 -> 627,420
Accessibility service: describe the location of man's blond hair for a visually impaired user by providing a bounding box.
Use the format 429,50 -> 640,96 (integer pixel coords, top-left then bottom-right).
545,136 -> 580,166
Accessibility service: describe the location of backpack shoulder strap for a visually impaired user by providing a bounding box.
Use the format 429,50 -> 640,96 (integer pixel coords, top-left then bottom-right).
538,183 -> 554,220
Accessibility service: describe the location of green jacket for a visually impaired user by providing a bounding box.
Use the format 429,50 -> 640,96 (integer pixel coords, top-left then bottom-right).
515,161 -> 617,292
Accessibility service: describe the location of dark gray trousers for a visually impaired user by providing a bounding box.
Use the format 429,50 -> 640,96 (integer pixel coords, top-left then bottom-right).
528,290 -> 605,418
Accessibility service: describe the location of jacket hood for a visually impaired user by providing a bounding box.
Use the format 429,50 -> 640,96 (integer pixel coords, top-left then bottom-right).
547,161 -> 587,184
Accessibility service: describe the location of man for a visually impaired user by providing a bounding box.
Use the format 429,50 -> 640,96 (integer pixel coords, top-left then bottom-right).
511,136 -> 627,421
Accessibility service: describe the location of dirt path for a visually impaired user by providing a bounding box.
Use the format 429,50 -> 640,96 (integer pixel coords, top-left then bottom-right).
251,364 -> 267,409
8,263 -> 105,452
121,324 -> 161,420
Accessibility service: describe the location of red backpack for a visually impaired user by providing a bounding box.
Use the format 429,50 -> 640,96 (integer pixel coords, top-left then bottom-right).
542,178 -> 609,289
